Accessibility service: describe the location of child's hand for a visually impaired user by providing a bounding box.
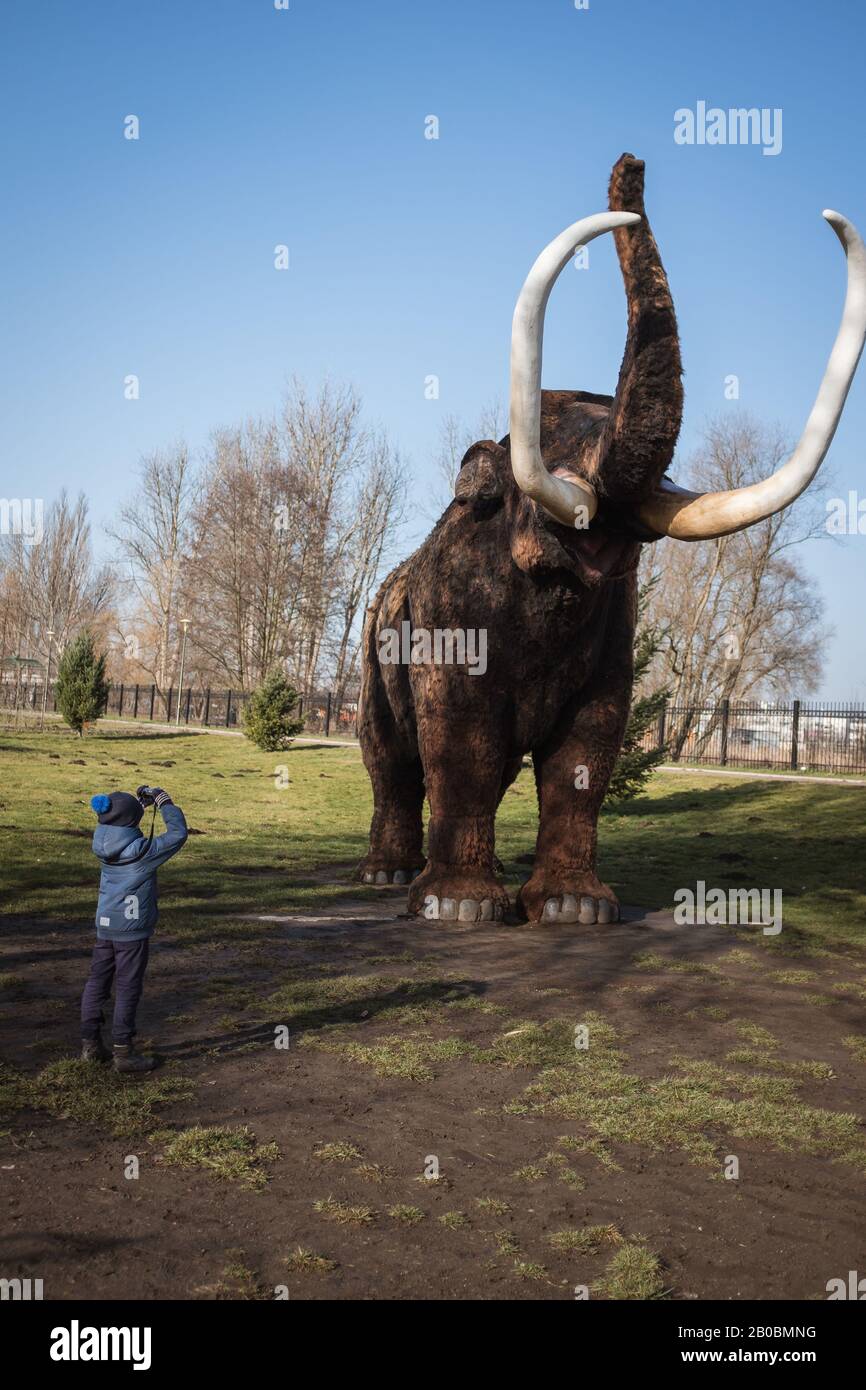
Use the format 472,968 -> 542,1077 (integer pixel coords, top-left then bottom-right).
148,787 -> 173,808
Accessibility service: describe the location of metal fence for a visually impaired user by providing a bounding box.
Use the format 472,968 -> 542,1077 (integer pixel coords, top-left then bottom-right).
642,699 -> 866,775
0,681 -> 360,739
3,681 -> 866,773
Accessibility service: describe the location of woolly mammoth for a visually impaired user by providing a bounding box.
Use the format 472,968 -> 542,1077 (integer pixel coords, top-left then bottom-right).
357,154 -> 866,924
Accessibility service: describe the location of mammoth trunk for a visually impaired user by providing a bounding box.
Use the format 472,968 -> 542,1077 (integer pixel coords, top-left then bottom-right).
592,153 -> 684,503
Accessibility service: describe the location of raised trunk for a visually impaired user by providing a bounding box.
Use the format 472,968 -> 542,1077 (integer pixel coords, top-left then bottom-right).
591,154 -> 684,503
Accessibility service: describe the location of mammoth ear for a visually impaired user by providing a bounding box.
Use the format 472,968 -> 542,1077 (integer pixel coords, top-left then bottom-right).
454,441 -> 507,502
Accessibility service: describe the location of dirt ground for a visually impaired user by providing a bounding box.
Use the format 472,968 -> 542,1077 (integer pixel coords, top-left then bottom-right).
2,879 -> 866,1301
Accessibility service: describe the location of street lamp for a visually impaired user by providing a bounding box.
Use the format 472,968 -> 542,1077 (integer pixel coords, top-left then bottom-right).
175,619 -> 191,725
40,629 -> 55,731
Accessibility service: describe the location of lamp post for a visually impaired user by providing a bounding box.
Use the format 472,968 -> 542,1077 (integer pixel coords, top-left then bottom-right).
175,619 -> 190,725
40,628 -> 55,731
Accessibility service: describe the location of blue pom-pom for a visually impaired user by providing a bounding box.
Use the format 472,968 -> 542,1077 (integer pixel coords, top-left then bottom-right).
91,794 -> 111,814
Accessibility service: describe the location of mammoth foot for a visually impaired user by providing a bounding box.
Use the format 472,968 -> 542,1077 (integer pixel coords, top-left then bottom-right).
358,858 -> 424,886
518,869 -> 620,926
407,867 -> 510,923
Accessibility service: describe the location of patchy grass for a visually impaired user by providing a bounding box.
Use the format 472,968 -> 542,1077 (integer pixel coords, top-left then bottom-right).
355,1162 -> 393,1184
438,1210 -> 469,1230
195,1252 -> 270,1300
718,949 -> 764,971
843,1035 -> 866,1063
633,952 -> 722,978
549,1224 -> 623,1255
475,1197 -> 511,1217
513,1163 -> 547,1182
725,1048 -> 834,1081
0,1059 -> 193,1138
592,1242 -> 667,1300
313,1140 -> 362,1163
505,1013 -> 866,1173
313,1197 -> 376,1226
732,1020 -> 779,1050
155,1124 -> 278,1189
302,1032 -> 476,1081
388,1205 -> 425,1226
477,1019 -> 582,1069
284,1247 -> 338,1274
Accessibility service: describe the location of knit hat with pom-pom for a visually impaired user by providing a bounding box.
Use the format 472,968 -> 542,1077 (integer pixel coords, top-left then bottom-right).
90,792 -> 144,828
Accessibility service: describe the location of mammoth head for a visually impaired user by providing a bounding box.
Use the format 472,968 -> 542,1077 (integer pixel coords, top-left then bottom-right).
483,153 -> 866,570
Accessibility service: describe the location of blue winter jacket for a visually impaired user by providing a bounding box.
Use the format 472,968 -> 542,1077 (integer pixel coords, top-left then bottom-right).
91,803 -> 188,941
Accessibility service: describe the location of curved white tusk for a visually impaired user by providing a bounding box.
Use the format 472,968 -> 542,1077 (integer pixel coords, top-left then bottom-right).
509,210 -> 642,527
638,210 -> 866,540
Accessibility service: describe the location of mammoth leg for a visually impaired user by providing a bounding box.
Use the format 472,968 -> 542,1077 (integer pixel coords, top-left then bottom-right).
358,747 -> 425,885
407,714 -> 510,922
519,589 -> 635,925
357,664 -> 425,886
519,680 -> 631,924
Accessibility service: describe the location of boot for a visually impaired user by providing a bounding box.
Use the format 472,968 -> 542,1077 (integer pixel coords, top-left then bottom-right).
81,1033 -> 111,1063
113,1043 -> 157,1074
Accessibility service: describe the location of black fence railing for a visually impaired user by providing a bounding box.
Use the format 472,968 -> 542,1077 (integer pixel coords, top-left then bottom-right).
641,699 -> 866,775
0,682 -> 360,739
3,684 -> 866,773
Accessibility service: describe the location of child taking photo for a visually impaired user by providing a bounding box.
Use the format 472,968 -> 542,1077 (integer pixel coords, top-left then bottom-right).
80,785 -> 188,1072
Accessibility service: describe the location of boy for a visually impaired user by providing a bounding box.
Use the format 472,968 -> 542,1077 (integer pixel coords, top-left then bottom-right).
81,785 -> 188,1073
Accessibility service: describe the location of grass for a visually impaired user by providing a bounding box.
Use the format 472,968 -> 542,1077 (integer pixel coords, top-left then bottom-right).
194,1251 -> 270,1300
475,1196 -> 511,1217
1,726 -> 864,955
548,1224 -> 623,1255
512,1261 -> 548,1282
388,1205 -> 425,1226
355,1162 -> 393,1183
313,1197 -> 376,1226
0,1059 -> 193,1138
633,952 -> 722,977
313,1140 -> 363,1163
504,1012 -> 866,1173
438,1210 -> 469,1230
154,1124 -> 279,1189
302,1032 -> 477,1081
284,1247 -> 338,1274
592,1243 -> 667,1300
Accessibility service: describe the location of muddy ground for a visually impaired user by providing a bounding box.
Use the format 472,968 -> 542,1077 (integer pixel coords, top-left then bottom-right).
2,882 -> 866,1301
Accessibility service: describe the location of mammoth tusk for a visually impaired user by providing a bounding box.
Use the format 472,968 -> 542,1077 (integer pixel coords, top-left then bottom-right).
637,210 -> 866,540
510,210 -> 642,527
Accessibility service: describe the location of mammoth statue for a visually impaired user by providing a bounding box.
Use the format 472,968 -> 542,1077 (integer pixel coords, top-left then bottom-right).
357,154 -> 866,925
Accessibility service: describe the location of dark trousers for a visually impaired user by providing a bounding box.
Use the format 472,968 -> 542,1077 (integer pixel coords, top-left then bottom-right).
81,938 -> 150,1046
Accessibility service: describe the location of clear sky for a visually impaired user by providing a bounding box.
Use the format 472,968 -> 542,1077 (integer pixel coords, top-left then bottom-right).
2,0 -> 865,696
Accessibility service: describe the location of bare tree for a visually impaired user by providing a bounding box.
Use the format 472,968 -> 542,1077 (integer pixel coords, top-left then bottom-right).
105,382 -> 406,705
329,433 -> 407,712
107,446 -> 198,703
643,414 -> 830,754
280,380 -> 367,691
0,493 -> 113,716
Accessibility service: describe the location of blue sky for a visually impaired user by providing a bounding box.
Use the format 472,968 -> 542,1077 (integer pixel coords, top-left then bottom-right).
2,0 -> 865,695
